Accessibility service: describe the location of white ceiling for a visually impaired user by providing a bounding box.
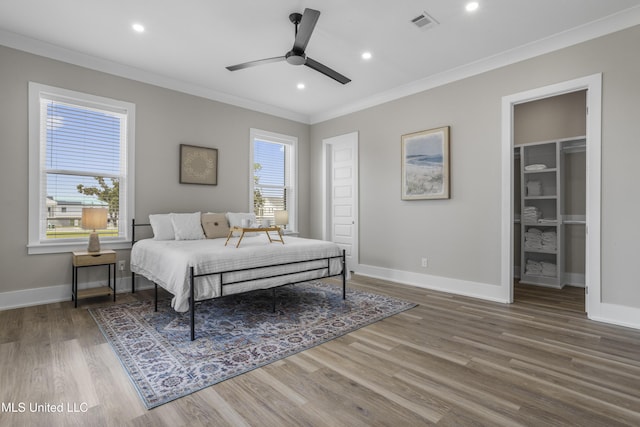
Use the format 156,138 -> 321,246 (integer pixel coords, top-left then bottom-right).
1,1 -> 640,124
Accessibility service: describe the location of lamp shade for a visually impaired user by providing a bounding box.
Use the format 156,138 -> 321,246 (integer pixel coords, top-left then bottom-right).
82,207 -> 108,231
274,210 -> 289,226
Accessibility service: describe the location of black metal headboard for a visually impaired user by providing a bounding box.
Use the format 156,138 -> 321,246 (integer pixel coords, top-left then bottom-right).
131,218 -> 152,246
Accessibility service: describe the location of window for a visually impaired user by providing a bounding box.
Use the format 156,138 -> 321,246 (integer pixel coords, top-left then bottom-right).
250,129 -> 297,232
28,82 -> 135,254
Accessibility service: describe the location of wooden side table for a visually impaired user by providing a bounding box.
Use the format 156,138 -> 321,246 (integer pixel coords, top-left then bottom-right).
72,250 -> 116,308
224,226 -> 285,248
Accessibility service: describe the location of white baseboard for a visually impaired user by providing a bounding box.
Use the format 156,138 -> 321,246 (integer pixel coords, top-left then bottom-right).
0,284 -> 72,311
563,272 -> 586,288
355,264 -> 509,303
0,276 -> 155,311
589,302 -> 640,330
355,264 -> 639,330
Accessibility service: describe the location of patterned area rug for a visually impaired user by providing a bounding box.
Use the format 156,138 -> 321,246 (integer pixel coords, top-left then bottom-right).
89,281 -> 416,409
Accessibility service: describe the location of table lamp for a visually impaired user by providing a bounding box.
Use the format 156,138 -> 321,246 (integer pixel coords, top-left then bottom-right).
274,210 -> 289,230
82,207 -> 108,253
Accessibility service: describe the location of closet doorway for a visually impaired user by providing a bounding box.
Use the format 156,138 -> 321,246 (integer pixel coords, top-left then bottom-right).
513,91 -> 586,308
501,74 -> 602,316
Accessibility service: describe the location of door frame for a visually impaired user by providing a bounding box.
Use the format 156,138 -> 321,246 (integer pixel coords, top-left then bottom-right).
322,131 -> 359,272
501,73 -> 602,315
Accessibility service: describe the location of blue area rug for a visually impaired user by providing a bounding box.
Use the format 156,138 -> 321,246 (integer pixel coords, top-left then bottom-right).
89,281 -> 416,409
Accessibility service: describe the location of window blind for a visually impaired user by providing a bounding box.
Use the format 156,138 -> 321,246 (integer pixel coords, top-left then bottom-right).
253,139 -> 288,224
40,98 -> 124,240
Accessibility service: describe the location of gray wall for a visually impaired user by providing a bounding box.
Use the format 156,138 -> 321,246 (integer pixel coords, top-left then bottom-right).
309,25 -> 640,309
0,44 -> 309,294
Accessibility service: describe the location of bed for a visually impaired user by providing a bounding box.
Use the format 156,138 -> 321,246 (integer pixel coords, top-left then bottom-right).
130,218 -> 346,340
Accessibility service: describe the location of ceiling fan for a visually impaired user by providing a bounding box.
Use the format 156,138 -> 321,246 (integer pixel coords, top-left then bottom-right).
226,8 -> 351,85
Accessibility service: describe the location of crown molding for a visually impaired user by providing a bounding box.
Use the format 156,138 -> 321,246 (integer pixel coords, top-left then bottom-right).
2,4 -> 639,127
310,6 -> 640,124
0,29 -> 310,124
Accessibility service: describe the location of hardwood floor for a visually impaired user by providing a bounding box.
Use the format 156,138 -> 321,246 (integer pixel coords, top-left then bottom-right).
1,276 -> 639,426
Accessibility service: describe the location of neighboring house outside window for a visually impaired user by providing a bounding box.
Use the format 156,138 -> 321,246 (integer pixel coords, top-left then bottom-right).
28,82 -> 135,254
250,128 -> 297,232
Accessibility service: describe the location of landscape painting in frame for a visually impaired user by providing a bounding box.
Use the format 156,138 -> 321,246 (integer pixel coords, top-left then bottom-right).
401,126 -> 450,200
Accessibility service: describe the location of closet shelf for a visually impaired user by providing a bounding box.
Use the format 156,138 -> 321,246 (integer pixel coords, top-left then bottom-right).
524,248 -> 558,255
524,196 -> 557,200
563,214 -> 586,225
524,168 -> 557,174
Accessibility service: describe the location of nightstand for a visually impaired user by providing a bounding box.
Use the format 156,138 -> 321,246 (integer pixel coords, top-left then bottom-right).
72,250 -> 116,308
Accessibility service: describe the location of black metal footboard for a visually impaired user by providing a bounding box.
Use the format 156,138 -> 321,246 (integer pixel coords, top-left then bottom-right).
131,219 -> 347,341
186,249 -> 346,341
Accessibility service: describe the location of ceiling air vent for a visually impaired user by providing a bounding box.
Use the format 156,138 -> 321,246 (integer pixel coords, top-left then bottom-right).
411,12 -> 439,30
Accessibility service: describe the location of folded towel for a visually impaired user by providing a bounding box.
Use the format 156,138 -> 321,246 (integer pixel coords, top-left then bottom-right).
524,164 -> 547,171
541,262 -> 557,277
525,260 -> 542,274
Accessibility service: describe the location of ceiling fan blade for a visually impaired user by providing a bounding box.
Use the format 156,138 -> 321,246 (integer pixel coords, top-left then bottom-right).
305,57 -> 351,84
226,56 -> 285,71
293,8 -> 320,52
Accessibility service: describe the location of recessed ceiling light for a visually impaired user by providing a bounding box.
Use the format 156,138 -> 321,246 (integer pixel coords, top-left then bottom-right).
132,23 -> 145,33
466,2 -> 479,12
361,51 -> 372,60
297,83 -> 305,90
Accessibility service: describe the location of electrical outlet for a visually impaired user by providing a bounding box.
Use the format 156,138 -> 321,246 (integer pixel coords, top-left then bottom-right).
421,257 -> 428,268
118,260 -> 126,271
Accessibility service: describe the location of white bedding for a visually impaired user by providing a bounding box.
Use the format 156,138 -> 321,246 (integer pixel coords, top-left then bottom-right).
130,234 -> 343,312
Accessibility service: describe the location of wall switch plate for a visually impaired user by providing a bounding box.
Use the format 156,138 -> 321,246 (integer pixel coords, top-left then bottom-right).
118,260 -> 126,271
421,258 -> 428,268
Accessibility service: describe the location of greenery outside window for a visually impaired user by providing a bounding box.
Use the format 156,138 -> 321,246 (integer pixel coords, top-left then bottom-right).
28,82 -> 135,254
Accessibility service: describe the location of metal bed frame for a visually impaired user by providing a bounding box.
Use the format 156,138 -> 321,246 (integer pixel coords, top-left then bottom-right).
131,219 -> 347,340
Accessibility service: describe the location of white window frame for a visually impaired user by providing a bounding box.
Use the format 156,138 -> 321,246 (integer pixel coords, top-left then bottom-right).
249,128 -> 297,233
28,82 -> 135,254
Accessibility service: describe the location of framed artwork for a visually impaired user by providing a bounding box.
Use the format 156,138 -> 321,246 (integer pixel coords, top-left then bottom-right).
180,144 -> 218,185
401,126 -> 450,200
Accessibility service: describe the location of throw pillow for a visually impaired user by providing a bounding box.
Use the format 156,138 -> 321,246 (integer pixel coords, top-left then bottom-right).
201,212 -> 230,239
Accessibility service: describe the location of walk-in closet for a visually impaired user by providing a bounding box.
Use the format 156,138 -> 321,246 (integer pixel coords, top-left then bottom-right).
513,90 -> 587,292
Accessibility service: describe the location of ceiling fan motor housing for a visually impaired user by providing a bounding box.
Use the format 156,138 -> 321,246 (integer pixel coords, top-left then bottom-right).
285,50 -> 306,65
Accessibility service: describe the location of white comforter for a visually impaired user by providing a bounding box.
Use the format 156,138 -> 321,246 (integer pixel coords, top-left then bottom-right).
130,234 -> 343,312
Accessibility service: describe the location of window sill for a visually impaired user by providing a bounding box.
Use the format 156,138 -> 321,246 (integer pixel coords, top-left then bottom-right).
27,239 -> 131,255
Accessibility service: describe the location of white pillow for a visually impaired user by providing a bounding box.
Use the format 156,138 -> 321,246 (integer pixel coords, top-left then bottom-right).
171,212 -> 205,240
149,214 -> 175,240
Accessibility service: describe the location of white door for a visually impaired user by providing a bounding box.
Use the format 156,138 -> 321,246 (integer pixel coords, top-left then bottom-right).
323,132 -> 358,272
